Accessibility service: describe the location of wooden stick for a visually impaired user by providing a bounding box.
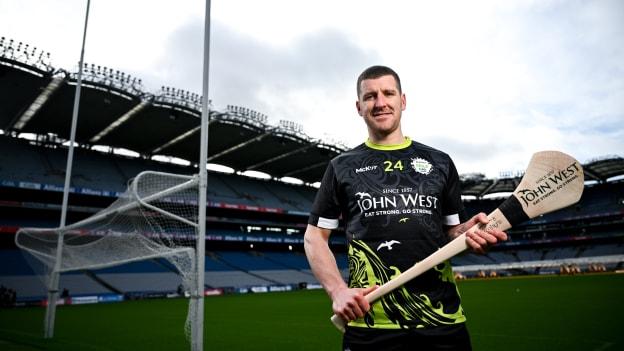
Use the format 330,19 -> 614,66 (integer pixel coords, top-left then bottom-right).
330,151 -> 584,332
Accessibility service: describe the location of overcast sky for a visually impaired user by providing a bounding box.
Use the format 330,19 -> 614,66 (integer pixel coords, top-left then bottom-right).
1,0 -> 622,178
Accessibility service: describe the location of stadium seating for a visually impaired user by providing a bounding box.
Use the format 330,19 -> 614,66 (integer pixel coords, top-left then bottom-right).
0,137 -> 63,184
2,236 -> 622,300
0,135 -> 315,212
0,248 -> 323,298
515,249 -> 544,262
0,249 -> 37,275
463,182 -> 624,224
451,241 -> 624,270
582,243 -> 624,256
0,132 -> 622,301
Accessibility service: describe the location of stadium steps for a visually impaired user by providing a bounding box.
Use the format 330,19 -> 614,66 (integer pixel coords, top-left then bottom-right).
82,270 -> 124,294
218,177 -> 249,200
486,254 -> 499,263
213,253 -> 281,285
219,176 -> 267,206
150,258 -> 182,275
112,158 -> 131,182
259,183 -> 304,211
293,186 -> 315,203
252,251 -> 315,277
40,150 -> 60,177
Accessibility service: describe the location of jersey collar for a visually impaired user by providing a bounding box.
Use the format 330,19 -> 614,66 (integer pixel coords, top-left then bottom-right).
365,137 -> 412,151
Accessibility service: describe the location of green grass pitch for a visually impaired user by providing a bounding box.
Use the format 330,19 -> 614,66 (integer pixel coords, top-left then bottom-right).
0,273 -> 622,350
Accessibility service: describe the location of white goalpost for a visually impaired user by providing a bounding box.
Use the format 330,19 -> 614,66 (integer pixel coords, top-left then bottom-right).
16,171 -> 203,342
15,1 -> 212,350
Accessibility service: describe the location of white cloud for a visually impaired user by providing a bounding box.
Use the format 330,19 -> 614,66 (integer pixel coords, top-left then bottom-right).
1,0 -> 622,178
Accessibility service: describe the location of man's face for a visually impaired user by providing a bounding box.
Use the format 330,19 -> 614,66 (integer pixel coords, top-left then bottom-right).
356,75 -> 406,139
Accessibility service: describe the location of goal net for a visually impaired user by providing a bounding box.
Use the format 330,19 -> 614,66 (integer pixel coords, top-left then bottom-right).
15,171 -> 201,338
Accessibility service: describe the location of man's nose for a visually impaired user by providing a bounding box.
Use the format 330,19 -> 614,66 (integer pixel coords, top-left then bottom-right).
374,94 -> 387,107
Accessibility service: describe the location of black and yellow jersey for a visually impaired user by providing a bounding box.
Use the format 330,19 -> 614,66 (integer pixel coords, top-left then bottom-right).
308,137 -> 467,329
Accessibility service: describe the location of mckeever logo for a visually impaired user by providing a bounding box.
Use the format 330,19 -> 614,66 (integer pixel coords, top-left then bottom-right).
516,161 -> 581,207
411,157 -> 433,175
355,165 -> 378,174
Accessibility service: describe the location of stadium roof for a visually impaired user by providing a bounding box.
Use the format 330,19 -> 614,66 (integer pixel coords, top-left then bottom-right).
460,156 -> 624,198
0,40 -> 346,184
1,38 -> 623,196
582,156 -> 624,183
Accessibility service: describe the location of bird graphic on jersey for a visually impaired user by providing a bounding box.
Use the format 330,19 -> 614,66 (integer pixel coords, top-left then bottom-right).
377,240 -> 401,251
398,217 -> 409,223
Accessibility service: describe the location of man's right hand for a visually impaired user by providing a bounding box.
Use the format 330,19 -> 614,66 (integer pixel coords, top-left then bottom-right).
331,286 -> 378,322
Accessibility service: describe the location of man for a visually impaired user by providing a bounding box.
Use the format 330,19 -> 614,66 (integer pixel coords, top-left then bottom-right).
304,65 -> 507,350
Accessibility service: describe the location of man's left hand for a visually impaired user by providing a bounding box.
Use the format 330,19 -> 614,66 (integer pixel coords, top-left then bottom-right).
449,213 -> 508,254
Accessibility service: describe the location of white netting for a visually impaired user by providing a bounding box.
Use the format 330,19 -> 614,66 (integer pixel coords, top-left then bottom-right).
15,171 -> 201,339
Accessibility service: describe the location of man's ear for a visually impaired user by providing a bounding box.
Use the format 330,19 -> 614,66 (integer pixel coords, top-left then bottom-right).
355,100 -> 362,116
401,93 -> 406,111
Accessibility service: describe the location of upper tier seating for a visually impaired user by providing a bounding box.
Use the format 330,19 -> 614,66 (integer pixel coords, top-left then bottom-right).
0,136 -> 316,212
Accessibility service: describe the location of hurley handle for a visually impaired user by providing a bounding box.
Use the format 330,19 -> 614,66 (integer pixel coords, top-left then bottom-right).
330,209 -> 511,332
330,151 -> 584,332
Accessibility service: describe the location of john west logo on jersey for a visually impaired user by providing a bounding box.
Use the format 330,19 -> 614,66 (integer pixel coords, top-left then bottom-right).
516,161 -> 581,207
355,191 -> 438,218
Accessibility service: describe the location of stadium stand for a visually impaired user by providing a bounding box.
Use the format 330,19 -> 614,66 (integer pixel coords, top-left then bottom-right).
1,36 -> 622,303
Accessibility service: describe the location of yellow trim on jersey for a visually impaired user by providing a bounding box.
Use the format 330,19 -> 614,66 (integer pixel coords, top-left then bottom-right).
365,137 -> 412,151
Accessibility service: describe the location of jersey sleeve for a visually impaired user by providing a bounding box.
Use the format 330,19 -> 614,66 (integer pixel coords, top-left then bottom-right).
308,161 -> 341,229
441,157 -> 467,226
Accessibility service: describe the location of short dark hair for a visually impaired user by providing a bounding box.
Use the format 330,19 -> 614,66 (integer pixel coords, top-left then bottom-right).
356,65 -> 402,97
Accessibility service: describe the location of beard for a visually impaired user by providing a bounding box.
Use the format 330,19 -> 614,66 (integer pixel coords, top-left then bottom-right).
364,111 -> 401,138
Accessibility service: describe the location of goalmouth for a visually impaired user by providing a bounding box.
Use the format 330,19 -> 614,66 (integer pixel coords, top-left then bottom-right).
16,171 -> 203,343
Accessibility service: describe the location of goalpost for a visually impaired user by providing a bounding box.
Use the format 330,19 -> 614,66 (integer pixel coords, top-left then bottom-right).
16,171 -> 201,334
15,1 -> 212,350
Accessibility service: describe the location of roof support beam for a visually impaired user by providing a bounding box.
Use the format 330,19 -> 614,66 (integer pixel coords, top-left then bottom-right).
283,160 -> 327,177
10,76 -> 65,131
152,117 -> 223,155
247,143 -> 315,170
206,132 -> 271,162
583,168 -> 604,183
478,179 -> 499,198
89,98 -> 152,143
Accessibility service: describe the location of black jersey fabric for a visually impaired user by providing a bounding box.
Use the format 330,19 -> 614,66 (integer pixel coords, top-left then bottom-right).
309,137 -> 468,329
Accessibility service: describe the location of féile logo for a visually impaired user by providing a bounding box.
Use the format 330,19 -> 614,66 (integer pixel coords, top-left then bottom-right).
411,157 -> 433,175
